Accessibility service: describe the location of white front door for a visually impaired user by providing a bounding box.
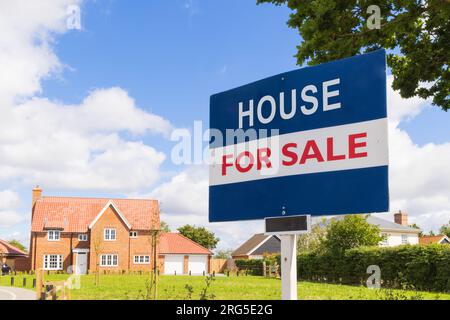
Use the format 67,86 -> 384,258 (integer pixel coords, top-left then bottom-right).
188,255 -> 208,275
164,255 -> 184,275
76,252 -> 88,274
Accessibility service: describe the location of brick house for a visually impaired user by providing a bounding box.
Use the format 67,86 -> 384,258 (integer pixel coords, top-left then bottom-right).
0,239 -> 29,271
29,186 -> 213,275
29,186 -> 160,274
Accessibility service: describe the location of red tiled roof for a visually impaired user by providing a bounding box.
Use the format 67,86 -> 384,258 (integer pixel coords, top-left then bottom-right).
31,196 -> 160,232
419,235 -> 449,244
0,239 -> 28,257
159,233 -> 212,255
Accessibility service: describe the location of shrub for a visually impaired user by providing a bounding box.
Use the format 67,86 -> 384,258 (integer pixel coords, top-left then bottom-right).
234,259 -> 264,276
297,244 -> 450,292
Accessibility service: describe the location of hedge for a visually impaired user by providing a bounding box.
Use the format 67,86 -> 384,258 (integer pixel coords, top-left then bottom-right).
297,244 -> 450,292
235,259 -> 264,276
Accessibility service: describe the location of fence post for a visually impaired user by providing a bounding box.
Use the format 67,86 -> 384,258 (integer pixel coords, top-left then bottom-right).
36,270 -> 43,300
32,278 -> 36,288
23,277 -> 27,287
10,277 -> 14,286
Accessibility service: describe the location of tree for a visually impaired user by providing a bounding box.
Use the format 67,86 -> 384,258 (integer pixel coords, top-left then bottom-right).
297,222 -> 327,253
8,240 -> 27,252
214,249 -> 233,259
410,223 -> 423,237
177,225 -> 219,250
439,221 -> 450,237
321,215 -> 383,255
257,0 -> 449,110
160,221 -> 171,233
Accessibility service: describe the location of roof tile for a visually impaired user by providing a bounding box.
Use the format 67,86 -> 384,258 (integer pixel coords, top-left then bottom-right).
32,197 -> 160,232
158,233 -> 212,255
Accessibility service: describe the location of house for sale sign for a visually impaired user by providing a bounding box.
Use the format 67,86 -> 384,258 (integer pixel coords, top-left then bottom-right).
209,50 -> 389,222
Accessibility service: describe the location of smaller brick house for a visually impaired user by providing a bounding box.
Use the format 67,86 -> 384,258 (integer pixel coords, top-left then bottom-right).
0,239 -> 29,271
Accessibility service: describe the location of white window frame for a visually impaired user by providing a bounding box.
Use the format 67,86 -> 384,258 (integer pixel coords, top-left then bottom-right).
43,254 -> 63,270
130,231 -> 138,238
100,254 -> 118,267
47,230 -> 61,241
78,234 -> 88,241
133,255 -> 150,264
401,234 -> 408,244
104,228 -> 116,241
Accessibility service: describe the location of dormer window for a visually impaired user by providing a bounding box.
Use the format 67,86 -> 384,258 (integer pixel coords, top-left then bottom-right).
48,230 -> 60,241
104,228 -> 116,241
129,231 -> 138,238
78,234 -> 88,241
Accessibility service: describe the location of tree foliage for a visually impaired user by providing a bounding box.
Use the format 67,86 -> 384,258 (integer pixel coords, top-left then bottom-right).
214,249 -> 233,259
8,239 -> 27,252
439,221 -> 450,237
257,0 -> 449,110
297,222 -> 327,253
160,221 -> 171,233
321,215 -> 383,254
177,225 -> 220,250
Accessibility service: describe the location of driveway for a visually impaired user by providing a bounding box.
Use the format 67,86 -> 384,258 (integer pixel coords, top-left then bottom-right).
0,286 -> 36,300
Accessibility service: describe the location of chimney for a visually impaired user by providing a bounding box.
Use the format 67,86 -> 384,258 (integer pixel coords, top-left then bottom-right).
394,210 -> 408,226
32,185 -> 42,209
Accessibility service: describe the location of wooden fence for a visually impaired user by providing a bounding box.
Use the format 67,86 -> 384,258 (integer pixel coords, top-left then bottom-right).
209,259 -> 227,274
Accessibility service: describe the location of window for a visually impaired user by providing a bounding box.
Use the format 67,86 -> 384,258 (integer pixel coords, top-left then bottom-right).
130,231 -> 138,238
100,254 -> 118,267
401,234 -> 408,244
43,254 -> 63,270
78,234 -> 88,241
47,230 -> 61,241
104,228 -> 116,241
134,255 -> 150,264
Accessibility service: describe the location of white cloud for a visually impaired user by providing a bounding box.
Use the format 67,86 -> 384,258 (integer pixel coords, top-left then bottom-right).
0,1 -> 172,192
0,211 -> 25,228
0,0 -> 78,102
0,190 -> 21,210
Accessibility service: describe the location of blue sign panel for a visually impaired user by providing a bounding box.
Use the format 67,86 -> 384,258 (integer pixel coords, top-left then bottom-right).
209,50 -> 388,222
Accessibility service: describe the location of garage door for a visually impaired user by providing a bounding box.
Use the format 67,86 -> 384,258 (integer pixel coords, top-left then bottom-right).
164,255 -> 184,275
188,255 -> 208,275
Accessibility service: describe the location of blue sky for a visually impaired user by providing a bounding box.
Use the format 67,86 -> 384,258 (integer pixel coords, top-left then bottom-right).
43,0 -> 449,147
1,0 -> 449,249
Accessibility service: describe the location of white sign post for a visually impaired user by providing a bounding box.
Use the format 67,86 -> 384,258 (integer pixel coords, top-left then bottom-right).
280,234 -> 298,300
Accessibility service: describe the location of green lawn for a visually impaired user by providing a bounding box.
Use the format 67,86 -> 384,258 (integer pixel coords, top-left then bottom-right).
1,274 -> 448,300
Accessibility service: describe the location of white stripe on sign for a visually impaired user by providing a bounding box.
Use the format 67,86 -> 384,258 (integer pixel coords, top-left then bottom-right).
210,118 -> 388,186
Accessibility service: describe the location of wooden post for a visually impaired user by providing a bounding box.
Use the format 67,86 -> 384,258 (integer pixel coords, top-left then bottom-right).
36,269 -> 44,300
23,277 -> 27,287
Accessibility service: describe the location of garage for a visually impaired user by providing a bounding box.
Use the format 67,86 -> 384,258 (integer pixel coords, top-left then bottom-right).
159,233 -> 212,275
164,255 -> 184,275
188,255 -> 208,275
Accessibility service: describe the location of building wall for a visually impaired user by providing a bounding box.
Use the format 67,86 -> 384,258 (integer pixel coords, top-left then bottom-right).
380,232 -> 419,247
88,205 -> 155,272
129,230 -> 154,272
30,231 -> 91,271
